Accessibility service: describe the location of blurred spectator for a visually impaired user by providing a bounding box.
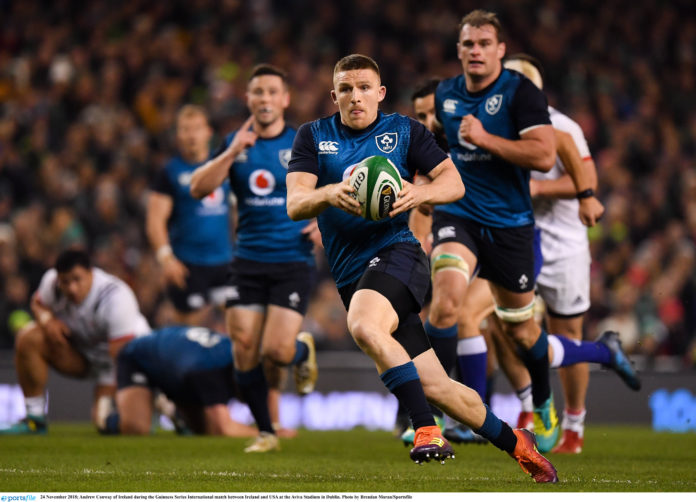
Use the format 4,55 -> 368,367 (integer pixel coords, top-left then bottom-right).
0,0 -> 694,367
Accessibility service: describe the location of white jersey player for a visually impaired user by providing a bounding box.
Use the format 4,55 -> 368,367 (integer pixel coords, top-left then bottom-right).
0,249 -> 151,435
504,54 -> 604,454
532,106 -> 593,318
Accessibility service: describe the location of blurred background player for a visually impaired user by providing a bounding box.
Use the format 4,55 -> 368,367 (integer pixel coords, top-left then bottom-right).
430,9 -> 558,451
287,54 -> 558,483
0,249 -> 151,434
146,105 -> 234,327
190,64 -> 318,453
395,78 -> 451,441
111,325 -> 259,437
404,78 -> 495,445
500,54 -> 637,453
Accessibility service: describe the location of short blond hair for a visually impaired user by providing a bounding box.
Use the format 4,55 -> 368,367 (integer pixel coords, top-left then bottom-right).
176,104 -> 209,125
504,53 -> 544,89
334,54 -> 380,79
458,9 -> 504,42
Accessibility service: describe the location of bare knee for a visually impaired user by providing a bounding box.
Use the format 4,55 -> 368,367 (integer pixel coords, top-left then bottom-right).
502,320 -> 538,349
228,325 -> 255,351
119,417 -> 150,435
15,325 -> 45,356
261,343 -> 294,366
429,296 -> 459,327
348,319 -> 382,354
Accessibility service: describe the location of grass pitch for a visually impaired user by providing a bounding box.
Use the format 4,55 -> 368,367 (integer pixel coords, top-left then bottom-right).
0,424 -> 694,492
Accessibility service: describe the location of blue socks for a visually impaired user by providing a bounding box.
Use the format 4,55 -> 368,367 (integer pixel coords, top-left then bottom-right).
424,321 -> 458,376
474,404 -> 517,452
456,335 -> 488,401
548,334 -> 611,368
520,328 -> 551,407
381,361 -> 435,430
289,339 -> 309,366
236,364 -> 273,433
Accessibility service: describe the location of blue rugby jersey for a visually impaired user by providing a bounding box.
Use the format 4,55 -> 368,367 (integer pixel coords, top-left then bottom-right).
152,155 -> 233,266
288,111 -> 448,287
219,126 -> 314,264
435,69 -> 551,228
119,326 -> 233,402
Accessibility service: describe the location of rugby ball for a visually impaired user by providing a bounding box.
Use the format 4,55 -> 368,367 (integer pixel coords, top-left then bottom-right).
348,155 -> 402,221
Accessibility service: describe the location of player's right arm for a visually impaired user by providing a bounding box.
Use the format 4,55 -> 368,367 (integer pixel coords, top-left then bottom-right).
201,404 -> 257,437
190,116 -> 257,199
30,272 -> 70,346
286,172 -> 360,220
286,123 -> 360,220
145,188 -> 188,289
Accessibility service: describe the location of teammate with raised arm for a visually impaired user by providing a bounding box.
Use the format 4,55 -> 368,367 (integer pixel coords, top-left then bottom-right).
286,53 -> 558,483
0,249 -> 151,434
190,64 -> 317,453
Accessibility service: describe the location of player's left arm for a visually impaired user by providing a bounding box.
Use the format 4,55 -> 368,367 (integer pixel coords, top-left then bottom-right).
390,120 -> 464,217
390,159 -> 463,217
461,118 -> 555,172
554,128 -> 604,226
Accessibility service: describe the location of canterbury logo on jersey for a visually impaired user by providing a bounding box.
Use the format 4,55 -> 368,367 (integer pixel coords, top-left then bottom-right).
438,226 -> 456,239
443,99 -> 458,114
318,141 -> 339,154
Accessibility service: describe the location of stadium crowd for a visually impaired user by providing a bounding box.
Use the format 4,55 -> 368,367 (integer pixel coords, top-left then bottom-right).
0,0 -> 694,367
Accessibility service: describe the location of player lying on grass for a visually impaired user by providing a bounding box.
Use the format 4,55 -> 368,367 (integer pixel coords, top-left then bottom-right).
103,325 -> 300,438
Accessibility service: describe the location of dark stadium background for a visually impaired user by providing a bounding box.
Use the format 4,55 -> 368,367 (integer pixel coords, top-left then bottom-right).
0,0 -> 694,429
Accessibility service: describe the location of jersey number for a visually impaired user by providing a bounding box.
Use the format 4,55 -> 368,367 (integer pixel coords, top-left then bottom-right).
185,327 -> 222,348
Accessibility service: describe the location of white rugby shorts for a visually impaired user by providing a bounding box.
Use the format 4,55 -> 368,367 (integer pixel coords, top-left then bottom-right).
536,250 -> 590,317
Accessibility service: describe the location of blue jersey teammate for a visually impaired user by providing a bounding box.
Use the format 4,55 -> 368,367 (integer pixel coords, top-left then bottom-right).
113,326 -> 256,437
190,65 -> 317,453
146,105 -> 234,325
286,54 -> 557,483
427,9 -> 560,451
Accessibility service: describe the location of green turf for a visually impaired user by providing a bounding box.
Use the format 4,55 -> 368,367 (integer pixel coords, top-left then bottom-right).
0,424 -> 694,492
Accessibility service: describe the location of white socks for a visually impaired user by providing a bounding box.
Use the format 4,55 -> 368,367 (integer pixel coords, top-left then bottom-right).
25,396 -> 46,418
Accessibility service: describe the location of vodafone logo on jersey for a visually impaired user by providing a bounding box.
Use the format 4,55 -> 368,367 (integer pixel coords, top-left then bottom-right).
201,186 -> 225,207
249,169 -> 276,196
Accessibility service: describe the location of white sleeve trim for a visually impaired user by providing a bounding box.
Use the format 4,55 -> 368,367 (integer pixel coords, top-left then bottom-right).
519,124 -> 547,136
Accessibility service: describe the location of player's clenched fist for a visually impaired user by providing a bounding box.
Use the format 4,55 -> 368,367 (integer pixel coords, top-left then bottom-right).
459,114 -> 487,146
